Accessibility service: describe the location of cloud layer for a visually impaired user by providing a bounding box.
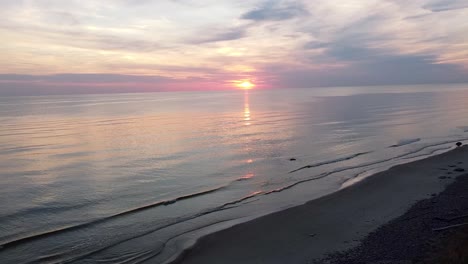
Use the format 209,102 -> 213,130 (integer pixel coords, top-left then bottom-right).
0,0 -> 467,95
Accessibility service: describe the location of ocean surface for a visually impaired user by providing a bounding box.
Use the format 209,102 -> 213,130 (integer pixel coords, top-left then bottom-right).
1,84 -> 468,263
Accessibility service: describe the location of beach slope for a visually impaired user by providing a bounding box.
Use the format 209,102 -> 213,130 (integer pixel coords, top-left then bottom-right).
174,145 -> 468,264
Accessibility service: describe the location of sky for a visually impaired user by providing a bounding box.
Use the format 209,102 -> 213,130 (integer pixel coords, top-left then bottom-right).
0,0 -> 468,95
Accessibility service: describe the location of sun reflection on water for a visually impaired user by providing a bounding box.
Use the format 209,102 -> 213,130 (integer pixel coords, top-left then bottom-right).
240,173 -> 255,180
244,90 -> 251,125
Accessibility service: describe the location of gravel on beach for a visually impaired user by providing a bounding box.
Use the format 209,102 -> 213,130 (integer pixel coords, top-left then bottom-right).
316,172 -> 468,264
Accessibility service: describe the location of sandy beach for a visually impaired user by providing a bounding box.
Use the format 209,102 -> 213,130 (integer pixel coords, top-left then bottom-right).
174,145 -> 468,264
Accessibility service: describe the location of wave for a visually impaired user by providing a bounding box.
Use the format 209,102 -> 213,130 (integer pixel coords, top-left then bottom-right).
459,126 -> 468,133
19,137 -> 461,263
340,145 -> 454,188
389,138 -> 421,147
401,146 -> 452,160
0,185 -> 227,250
0,200 -> 97,225
288,151 -> 372,173
53,192 -> 266,263
76,217 -> 238,264
4,139 -> 467,263
266,138 -> 467,196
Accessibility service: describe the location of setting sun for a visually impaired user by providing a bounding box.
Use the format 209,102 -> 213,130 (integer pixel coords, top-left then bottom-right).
235,80 -> 255,90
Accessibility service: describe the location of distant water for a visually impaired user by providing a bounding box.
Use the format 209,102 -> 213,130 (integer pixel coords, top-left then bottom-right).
1,84 -> 468,263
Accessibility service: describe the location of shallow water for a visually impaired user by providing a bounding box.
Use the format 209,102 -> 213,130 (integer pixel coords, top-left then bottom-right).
1,84 -> 468,263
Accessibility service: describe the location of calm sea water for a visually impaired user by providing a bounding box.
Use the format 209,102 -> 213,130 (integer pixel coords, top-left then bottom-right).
1,84 -> 468,263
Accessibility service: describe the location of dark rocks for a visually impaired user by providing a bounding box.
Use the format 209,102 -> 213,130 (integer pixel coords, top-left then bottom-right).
456,142 -> 463,147
454,168 -> 465,172
289,158 -> 297,161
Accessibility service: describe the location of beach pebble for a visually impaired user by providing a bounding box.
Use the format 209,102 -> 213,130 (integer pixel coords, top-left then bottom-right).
454,168 -> 465,172
289,158 -> 297,161
456,142 -> 463,147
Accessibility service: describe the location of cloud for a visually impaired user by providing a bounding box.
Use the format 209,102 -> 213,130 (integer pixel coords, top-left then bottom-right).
241,0 -> 307,21
0,21 -> 164,53
0,0 -> 468,96
78,34 -> 163,52
41,10 -> 81,26
189,27 -> 247,44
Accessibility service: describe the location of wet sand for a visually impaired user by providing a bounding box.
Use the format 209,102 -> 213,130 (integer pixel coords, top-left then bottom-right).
174,145 -> 468,264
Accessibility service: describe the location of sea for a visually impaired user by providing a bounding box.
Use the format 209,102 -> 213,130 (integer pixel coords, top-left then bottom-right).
1,84 -> 468,263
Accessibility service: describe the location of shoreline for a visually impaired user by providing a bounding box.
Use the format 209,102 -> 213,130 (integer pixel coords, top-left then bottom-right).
318,172 -> 468,264
171,145 -> 468,264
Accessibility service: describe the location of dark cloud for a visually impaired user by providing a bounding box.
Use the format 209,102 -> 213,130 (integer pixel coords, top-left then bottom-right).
326,44 -> 378,61
104,64 -> 222,75
303,41 -> 329,50
241,1 -> 307,21
0,83 -> 131,97
0,74 -> 172,84
423,1 -> 468,12
288,12 -> 468,89
311,17 -> 395,62
0,74 -> 44,82
355,56 -> 468,85
0,74 -> 193,96
271,53 -> 468,88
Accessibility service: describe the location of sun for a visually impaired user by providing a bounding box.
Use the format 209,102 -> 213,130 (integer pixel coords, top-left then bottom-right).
235,80 -> 255,90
